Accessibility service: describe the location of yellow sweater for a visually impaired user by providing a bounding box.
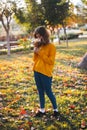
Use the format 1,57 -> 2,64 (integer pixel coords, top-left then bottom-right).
33,43 -> 56,77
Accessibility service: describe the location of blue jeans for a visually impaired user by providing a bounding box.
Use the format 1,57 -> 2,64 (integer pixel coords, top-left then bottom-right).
34,71 -> 57,109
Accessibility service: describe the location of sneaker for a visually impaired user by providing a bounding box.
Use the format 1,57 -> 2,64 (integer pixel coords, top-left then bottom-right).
34,111 -> 46,117
53,112 -> 66,121
53,111 -> 60,117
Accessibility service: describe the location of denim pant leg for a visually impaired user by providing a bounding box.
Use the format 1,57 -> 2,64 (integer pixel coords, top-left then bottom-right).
40,73 -> 57,109
34,71 -> 45,108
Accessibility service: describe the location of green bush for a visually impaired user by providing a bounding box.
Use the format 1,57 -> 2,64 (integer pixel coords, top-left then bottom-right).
18,38 -> 32,50
60,33 -> 79,40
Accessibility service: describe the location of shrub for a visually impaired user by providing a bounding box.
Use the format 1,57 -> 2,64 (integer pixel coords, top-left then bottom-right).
60,33 -> 79,40
18,37 -> 32,50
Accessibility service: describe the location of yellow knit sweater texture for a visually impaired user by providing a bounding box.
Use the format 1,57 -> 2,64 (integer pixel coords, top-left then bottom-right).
33,43 -> 56,77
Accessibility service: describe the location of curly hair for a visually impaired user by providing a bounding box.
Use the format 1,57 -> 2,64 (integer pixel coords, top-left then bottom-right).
34,26 -> 50,46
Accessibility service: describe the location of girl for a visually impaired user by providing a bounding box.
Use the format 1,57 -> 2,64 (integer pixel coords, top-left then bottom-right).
33,26 -> 59,117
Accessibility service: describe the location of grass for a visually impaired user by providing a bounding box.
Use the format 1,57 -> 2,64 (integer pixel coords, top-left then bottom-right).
0,39 -> 87,130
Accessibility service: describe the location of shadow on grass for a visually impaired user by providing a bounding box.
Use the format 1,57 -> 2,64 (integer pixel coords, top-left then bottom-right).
33,112 -> 77,130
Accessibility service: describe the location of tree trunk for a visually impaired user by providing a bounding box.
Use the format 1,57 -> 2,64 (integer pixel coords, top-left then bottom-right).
57,28 -> 61,45
63,27 -> 68,48
6,31 -> 11,56
77,53 -> 87,69
62,23 -> 68,48
1,16 -> 11,56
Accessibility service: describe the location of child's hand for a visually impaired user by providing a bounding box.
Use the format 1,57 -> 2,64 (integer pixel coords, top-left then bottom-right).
34,47 -> 39,54
34,39 -> 41,48
34,41 -> 39,47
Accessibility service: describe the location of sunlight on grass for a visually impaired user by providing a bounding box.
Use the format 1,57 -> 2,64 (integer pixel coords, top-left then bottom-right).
0,39 -> 87,130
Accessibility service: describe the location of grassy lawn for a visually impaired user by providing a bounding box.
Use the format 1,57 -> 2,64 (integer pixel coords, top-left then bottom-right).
0,39 -> 87,130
